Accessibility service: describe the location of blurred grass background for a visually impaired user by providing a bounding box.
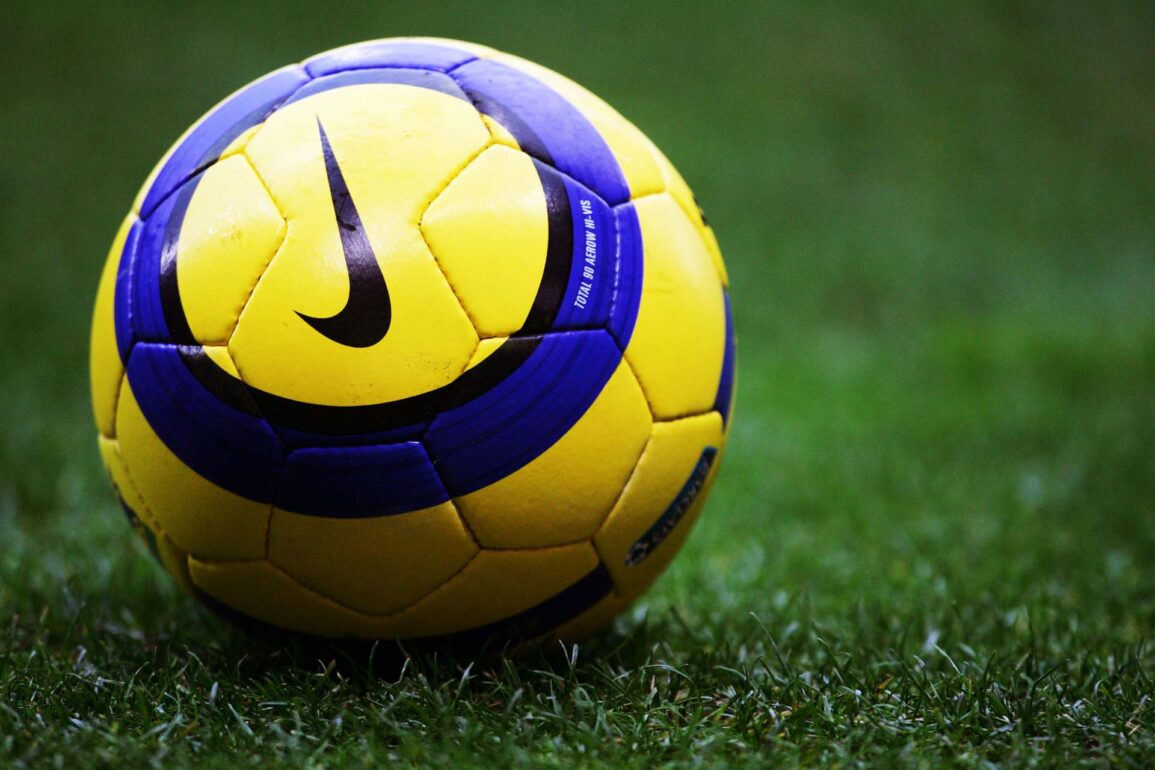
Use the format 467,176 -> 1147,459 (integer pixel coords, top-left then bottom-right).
2,0 -> 1154,766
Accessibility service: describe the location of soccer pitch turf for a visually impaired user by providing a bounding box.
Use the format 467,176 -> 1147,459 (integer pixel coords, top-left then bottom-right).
2,1 -> 1153,767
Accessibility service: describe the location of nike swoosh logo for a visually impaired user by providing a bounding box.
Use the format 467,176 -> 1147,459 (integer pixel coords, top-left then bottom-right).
296,118 -> 392,348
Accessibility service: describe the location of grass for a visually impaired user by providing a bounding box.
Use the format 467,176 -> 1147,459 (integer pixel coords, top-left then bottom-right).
2,0 -> 1154,766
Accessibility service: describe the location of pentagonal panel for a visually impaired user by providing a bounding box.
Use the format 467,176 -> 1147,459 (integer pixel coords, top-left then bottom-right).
594,411 -> 724,599
624,194 -> 727,419
114,377 -> 270,560
455,360 -> 652,548
231,82 -> 486,406
91,215 -> 132,438
267,502 -> 478,616
176,154 -> 286,345
421,145 -> 548,338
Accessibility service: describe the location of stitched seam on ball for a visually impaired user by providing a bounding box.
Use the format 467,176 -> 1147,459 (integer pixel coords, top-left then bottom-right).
115,470 -> 190,576
619,338 -> 724,424
222,151 -> 293,350
480,535 -> 596,552
106,409 -> 205,589
416,440 -> 480,550
193,343 -> 287,553
234,551 -> 483,620
105,426 -> 159,535
104,362 -> 130,441
133,68 -> 311,221
413,135 -> 496,346
419,444 -> 486,560
592,432 -> 652,547
410,76 -> 517,340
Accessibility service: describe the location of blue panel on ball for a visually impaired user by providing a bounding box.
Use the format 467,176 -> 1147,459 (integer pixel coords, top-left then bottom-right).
551,177 -> 614,331
128,344 -> 284,503
607,202 -> 644,351
304,41 -> 478,77
283,68 -> 468,107
425,329 -> 622,497
451,59 -> 631,206
713,291 -> 736,424
131,191 -> 181,344
138,66 -> 309,220
278,443 -> 448,518
113,219 -> 142,361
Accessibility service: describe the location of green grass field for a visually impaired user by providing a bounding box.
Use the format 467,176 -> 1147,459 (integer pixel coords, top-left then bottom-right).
3,1 -> 1154,766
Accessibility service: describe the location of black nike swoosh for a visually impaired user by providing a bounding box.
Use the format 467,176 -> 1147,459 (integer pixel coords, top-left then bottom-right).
296,118 -> 392,348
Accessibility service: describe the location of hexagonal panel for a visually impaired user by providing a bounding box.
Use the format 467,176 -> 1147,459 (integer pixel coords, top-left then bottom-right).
643,139 -> 729,287
175,154 -> 286,345
594,411 -> 724,599
267,501 -> 478,616
188,558 -> 381,638
624,194 -> 727,420
421,145 -> 548,338
455,359 -> 652,548
370,543 -> 600,639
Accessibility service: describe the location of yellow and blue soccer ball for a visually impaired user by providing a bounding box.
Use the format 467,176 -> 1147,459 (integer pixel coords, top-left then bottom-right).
90,38 -> 735,646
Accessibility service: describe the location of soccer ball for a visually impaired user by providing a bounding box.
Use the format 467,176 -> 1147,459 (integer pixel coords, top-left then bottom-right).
90,38 -> 735,646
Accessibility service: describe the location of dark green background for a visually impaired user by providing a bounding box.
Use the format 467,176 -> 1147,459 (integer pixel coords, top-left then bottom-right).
2,1 -> 1153,767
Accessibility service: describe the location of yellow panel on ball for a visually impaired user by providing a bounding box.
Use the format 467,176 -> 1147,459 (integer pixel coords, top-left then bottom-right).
378,544 -> 600,639
625,195 -> 727,419
114,381 -> 269,560
90,216 -> 131,439
98,435 -> 153,529
176,154 -> 286,345
421,145 -> 547,338
230,84 -> 486,406
455,362 -> 652,548
643,140 -> 729,287
100,435 -> 197,595
266,503 -> 478,616
188,558 -> 380,638
595,411 -> 725,599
